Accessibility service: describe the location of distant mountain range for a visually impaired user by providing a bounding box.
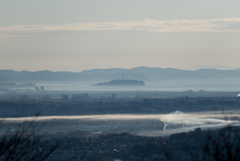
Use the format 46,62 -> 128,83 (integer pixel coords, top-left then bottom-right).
0,67 -> 240,82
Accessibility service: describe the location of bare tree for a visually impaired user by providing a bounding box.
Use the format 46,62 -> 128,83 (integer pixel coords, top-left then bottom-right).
202,125 -> 240,161
0,117 -> 57,161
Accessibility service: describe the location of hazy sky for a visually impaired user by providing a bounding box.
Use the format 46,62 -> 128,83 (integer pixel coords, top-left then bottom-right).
1,0 -> 240,72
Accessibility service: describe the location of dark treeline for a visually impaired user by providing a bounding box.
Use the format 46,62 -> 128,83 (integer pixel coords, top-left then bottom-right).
44,126 -> 240,161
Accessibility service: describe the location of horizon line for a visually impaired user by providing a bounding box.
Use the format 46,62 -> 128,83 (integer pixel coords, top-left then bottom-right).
0,66 -> 239,73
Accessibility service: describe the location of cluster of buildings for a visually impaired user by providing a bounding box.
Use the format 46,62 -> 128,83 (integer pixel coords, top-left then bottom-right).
39,126 -> 224,161
0,90 -> 240,117
35,86 -> 44,90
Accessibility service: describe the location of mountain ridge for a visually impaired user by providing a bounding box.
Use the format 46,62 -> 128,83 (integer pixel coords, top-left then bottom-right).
0,67 -> 240,82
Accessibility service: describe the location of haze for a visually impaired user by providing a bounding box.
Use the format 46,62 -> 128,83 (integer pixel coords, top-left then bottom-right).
1,0 -> 240,71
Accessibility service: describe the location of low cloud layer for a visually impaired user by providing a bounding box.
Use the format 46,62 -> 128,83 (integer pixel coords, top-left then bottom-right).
1,17 -> 240,33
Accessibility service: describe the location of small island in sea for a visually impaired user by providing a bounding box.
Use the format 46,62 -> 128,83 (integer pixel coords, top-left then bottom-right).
93,79 -> 145,86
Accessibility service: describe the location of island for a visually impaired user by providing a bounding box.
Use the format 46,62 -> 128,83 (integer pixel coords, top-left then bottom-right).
93,79 -> 145,86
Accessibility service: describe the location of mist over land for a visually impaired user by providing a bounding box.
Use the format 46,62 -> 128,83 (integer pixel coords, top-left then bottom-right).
1,65 -> 240,161
1,66 -> 240,134
2,111 -> 239,136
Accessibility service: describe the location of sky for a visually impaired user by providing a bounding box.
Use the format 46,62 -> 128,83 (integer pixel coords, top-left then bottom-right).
1,0 -> 240,72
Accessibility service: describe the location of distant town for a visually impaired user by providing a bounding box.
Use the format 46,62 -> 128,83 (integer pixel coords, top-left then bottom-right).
0,87 -> 239,117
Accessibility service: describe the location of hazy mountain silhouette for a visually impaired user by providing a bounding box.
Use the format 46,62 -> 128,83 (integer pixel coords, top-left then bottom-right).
130,67 -> 206,80
0,67 -> 240,82
235,68 -> 240,71
196,69 -> 240,79
0,78 -> 7,83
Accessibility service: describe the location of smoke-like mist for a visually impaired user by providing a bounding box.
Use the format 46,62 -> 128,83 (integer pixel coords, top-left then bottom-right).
160,110 -> 185,134
160,110 -> 239,134
2,111 -> 240,135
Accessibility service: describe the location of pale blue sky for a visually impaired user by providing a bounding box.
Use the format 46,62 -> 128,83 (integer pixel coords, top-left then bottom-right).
1,0 -> 240,71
